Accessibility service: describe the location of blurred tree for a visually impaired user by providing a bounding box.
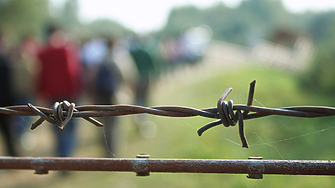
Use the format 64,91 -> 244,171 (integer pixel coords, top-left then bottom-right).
238,0 -> 287,25
0,0 -> 49,43
85,19 -> 133,39
161,5 -> 204,36
46,0 -> 84,41
60,0 -> 80,30
307,11 -> 335,43
300,13 -> 335,95
48,0 -> 132,40
158,0 -> 292,45
203,2 -> 248,44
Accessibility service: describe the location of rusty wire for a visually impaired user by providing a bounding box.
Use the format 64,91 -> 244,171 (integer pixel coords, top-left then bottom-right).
1,155 -> 335,178
1,80 -> 335,148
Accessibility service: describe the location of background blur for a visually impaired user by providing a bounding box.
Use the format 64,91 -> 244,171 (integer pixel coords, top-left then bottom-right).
1,0 -> 335,187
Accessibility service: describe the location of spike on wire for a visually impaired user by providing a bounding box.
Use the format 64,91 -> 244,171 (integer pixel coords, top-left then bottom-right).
1,80 -> 335,149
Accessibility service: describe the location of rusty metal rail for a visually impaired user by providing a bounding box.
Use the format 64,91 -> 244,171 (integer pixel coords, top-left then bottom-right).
1,80 -> 335,148
0,155 -> 334,178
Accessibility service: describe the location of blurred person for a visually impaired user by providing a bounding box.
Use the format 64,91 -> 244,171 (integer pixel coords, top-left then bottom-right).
80,37 -> 109,102
0,29 -> 18,156
81,37 -> 109,69
9,35 -> 40,144
128,36 -> 155,126
128,36 -> 158,138
128,36 -> 155,108
36,24 -> 83,157
10,35 -> 40,105
93,38 -> 123,157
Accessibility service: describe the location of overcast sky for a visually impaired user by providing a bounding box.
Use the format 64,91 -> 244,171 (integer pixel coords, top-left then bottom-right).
51,0 -> 335,33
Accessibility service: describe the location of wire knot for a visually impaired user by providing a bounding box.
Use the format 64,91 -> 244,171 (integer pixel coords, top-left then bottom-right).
217,91 -> 238,128
28,101 -> 103,131
52,101 -> 76,130
197,80 -> 256,148
2,79 -> 334,149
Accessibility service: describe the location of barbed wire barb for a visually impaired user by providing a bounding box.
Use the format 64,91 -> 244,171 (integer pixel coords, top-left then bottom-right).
1,80 -> 335,148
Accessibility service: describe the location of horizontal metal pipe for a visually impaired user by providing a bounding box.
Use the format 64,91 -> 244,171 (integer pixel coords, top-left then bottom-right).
0,157 -> 334,176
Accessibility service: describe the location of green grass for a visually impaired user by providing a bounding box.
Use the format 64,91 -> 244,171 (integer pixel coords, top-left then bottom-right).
5,65 -> 335,188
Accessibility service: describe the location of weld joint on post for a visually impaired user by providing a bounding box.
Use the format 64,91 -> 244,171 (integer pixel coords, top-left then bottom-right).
135,154 -> 150,176
247,157 -> 263,179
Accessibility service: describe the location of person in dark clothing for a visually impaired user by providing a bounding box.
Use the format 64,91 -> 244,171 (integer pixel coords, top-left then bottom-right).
0,30 -> 17,156
94,38 -> 122,157
128,38 -> 155,107
128,37 -> 156,129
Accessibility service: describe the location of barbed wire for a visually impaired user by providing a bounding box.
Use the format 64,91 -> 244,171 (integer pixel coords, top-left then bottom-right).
1,80 -> 335,148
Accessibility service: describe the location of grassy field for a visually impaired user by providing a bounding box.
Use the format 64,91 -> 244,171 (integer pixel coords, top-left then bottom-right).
2,64 -> 335,188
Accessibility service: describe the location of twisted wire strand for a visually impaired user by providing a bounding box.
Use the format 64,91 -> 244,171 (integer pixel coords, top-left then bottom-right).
1,80 -> 335,148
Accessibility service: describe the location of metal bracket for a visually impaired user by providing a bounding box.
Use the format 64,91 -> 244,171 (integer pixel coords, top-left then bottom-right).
135,154 -> 150,176
247,157 -> 264,179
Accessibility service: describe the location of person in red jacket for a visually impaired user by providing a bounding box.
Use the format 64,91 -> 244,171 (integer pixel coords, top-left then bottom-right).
36,24 -> 83,157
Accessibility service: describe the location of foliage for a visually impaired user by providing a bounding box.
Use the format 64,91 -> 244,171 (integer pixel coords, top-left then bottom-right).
0,0 -> 133,43
0,0 -> 49,43
307,11 -> 335,42
159,0 -> 291,45
299,12 -> 335,95
160,5 -> 206,36
1,0 -> 335,48
83,19 -> 133,39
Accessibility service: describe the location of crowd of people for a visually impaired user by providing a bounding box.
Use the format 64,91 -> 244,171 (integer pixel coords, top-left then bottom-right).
0,24 -> 209,158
